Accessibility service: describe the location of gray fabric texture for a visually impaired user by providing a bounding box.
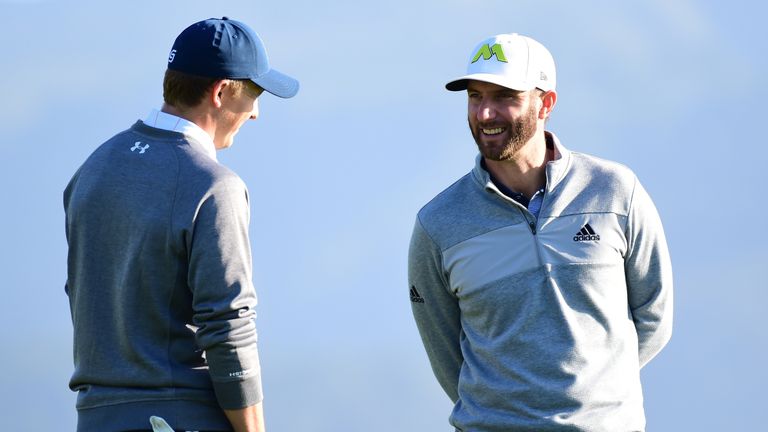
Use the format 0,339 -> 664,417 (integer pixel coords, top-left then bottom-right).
409,132 -> 673,432
64,121 -> 261,431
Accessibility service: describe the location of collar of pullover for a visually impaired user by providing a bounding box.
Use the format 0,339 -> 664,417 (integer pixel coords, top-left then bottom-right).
143,109 -> 218,161
473,131 -> 571,196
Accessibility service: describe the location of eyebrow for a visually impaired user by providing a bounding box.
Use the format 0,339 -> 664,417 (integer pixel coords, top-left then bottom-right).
467,86 -> 525,97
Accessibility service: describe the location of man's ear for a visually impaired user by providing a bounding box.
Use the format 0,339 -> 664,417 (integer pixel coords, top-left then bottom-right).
209,80 -> 230,108
539,90 -> 557,120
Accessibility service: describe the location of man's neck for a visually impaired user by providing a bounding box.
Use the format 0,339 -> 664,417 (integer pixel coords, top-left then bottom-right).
484,132 -> 553,199
161,103 -> 216,142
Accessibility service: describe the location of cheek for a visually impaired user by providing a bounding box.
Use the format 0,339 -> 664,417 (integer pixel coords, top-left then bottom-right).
467,106 -> 480,122
235,112 -> 251,130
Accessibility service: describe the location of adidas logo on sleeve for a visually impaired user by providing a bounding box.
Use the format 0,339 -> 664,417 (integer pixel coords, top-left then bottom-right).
573,223 -> 600,242
410,286 -> 425,303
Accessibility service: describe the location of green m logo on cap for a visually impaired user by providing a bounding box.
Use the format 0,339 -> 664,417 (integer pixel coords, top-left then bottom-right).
472,43 -> 507,63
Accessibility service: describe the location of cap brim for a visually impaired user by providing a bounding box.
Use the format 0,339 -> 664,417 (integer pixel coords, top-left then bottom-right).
252,68 -> 299,98
445,73 -> 536,92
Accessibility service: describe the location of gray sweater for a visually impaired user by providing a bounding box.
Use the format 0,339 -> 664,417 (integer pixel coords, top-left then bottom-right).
64,121 -> 261,431
409,133 -> 673,431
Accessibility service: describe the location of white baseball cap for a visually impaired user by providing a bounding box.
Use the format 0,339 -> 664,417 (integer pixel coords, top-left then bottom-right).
446,33 -> 556,92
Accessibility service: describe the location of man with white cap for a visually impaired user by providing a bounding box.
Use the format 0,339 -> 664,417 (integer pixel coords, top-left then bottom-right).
64,17 -> 298,432
409,33 -> 673,431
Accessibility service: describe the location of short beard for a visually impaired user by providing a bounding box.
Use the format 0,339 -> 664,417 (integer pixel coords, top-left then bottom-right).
470,101 -> 538,161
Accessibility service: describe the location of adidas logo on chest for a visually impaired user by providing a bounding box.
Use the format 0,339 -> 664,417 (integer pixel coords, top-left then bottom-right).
573,223 -> 600,242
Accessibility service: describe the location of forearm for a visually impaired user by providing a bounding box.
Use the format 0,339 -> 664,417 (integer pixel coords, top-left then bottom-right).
224,402 -> 265,432
625,177 -> 674,367
409,219 -> 463,401
635,310 -> 673,367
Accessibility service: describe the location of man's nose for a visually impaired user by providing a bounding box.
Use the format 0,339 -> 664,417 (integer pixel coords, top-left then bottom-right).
249,100 -> 260,120
476,101 -> 496,121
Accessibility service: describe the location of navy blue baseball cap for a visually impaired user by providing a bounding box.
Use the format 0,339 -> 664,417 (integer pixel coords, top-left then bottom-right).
167,17 -> 299,98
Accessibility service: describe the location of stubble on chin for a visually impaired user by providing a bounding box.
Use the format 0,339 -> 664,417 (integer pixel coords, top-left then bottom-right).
472,128 -> 525,161
469,103 -> 538,162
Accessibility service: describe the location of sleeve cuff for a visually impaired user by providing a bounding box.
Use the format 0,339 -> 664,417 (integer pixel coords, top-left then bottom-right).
212,374 -> 263,409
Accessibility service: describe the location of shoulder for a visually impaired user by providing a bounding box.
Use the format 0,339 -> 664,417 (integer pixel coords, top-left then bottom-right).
551,150 -> 639,217
183,156 -> 248,202
415,171 -> 514,251
418,173 -> 476,224
566,151 -> 639,198
152,131 -> 247,194
549,132 -> 637,193
569,151 -> 637,184
414,174 -> 475,249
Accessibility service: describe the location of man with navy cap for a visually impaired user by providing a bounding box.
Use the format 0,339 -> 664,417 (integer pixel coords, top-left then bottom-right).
64,17 -> 298,432
409,34 -> 673,431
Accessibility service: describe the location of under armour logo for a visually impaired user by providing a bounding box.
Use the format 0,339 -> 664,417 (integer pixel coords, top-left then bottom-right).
131,141 -> 150,154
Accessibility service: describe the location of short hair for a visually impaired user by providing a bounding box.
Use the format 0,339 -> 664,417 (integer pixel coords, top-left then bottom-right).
163,69 -> 248,109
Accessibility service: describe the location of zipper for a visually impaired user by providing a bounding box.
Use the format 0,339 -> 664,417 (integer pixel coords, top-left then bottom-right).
516,206 -> 544,267
485,177 -> 545,259
517,207 -> 537,235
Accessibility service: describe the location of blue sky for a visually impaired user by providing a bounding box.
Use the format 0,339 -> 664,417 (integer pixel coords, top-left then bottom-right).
1,0 -> 766,430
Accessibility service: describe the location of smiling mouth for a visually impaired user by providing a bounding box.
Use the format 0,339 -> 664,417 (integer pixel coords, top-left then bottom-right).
482,127 -> 506,136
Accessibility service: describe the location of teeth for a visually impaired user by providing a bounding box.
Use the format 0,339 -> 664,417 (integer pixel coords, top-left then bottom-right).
482,127 -> 505,135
